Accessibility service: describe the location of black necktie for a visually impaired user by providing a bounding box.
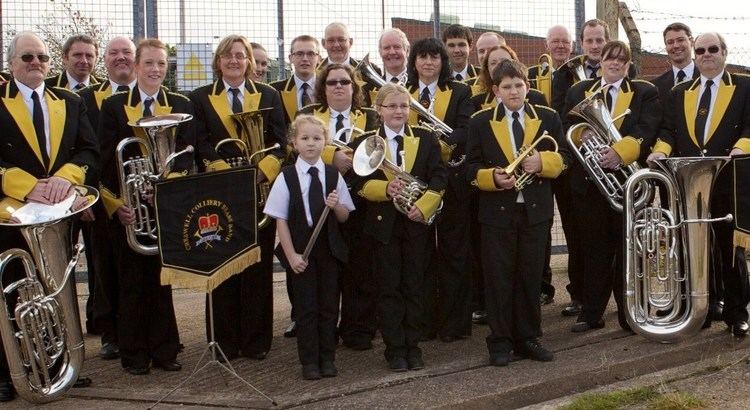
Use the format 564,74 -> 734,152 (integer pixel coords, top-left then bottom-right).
394,134 -> 404,167
587,65 -> 599,78
511,111 -> 524,149
604,87 -> 613,111
31,91 -> 49,166
308,167 -> 324,226
143,97 -> 154,118
74,83 -> 85,91
300,83 -> 311,108
455,73 -> 463,81
695,79 -> 714,146
116,85 -> 129,93
335,113 -> 345,135
390,76 -> 400,83
676,69 -> 686,83
420,87 -> 431,109
229,88 -> 242,114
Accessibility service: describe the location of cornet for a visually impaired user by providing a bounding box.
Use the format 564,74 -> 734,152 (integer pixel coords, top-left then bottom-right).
474,132 -> 558,191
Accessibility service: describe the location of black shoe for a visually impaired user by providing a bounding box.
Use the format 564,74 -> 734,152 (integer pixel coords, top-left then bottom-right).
153,359 -> 182,371
99,342 -> 120,360
0,381 -> 15,402
73,376 -> 92,388
125,366 -> 150,375
732,321 -> 749,337
284,321 -> 297,338
571,319 -> 605,333
245,351 -> 267,360
489,351 -> 511,367
561,301 -> 582,317
407,356 -> 425,370
712,301 -> 725,321
320,361 -> 338,377
618,315 -> 634,334
516,340 -> 554,362
540,293 -> 554,305
302,364 -> 321,380
388,357 -> 408,372
472,310 -> 488,325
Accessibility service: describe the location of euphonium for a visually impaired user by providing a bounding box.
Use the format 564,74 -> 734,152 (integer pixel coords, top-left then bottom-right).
214,109 -> 280,229
624,157 -> 732,343
117,113 -> 194,255
352,134 -> 441,225
565,88 -> 652,212
0,186 -> 98,403
500,132 -> 558,191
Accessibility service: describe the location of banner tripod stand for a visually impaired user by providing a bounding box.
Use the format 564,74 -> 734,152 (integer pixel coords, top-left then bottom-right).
149,292 -> 277,408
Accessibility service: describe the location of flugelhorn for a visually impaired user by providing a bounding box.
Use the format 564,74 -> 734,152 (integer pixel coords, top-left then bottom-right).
0,185 -> 98,403
352,134 -> 441,225
117,113 -> 194,255
566,88 -> 653,212
624,157 -> 732,342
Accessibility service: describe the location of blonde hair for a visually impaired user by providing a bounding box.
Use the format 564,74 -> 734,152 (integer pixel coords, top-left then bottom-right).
289,114 -> 329,144
374,82 -> 410,107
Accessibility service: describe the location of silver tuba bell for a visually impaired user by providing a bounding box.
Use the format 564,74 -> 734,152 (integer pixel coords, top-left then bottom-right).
566,88 -> 653,212
117,113 -> 194,255
352,134 -> 441,225
0,185 -> 98,403
624,157 -> 732,342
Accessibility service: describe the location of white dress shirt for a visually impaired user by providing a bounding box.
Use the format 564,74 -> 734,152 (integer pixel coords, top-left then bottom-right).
697,71 -> 723,142
329,107 -> 352,141
138,88 -> 160,116
504,105 -> 526,203
672,61 -> 696,84
293,74 -> 315,108
383,125 -> 406,166
15,79 -> 50,154
223,79 -> 245,107
600,77 -> 624,114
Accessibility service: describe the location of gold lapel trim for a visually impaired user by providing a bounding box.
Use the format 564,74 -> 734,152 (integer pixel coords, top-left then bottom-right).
351,110 -> 365,130
208,90 -> 238,139
706,79 -> 734,144
684,82 -> 699,147
2,92 -> 44,166
403,126 -> 418,173
612,85 -> 633,129
489,105 -> 514,164
45,91 -> 66,169
280,79 -> 298,119
523,105 -> 542,148
433,85 -> 452,122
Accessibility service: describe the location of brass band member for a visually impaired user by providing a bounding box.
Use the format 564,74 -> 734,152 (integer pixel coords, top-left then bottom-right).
361,28 -> 411,105
45,34 -> 102,90
353,83 -> 446,371
649,32 -> 750,336
471,45 -> 548,111
98,38 -> 192,375
250,42 -> 269,83
442,24 -> 479,82
319,22 -> 358,69
467,32 -> 506,96
466,59 -> 569,366
651,23 -> 701,108
406,37 -> 474,342
78,36 -> 138,361
528,25 -> 573,106
564,41 -> 661,333
190,34 -> 287,361
0,31 -> 99,401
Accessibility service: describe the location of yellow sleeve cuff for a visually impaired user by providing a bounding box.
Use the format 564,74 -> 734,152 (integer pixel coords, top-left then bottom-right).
321,145 -> 337,165
473,168 -> 502,191
439,140 -> 454,163
206,159 -> 232,172
0,197 -> 24,220
358,179 -> 390,202
258,154 -> 282,183
569,125 -> 584,147
734,137 -> 750,154
100,186 -> 124,218
652,139 -> 673,156
538,151 -> 565,178
2,167 -> 38,201
166,171 -> 187,179
611,136 -> 641,166
414,189 -> 443,221
53,163 -> 87,185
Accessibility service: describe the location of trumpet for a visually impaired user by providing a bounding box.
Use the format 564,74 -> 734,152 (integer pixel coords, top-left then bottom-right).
486,132 -> 558,191
118,113 -> 194,255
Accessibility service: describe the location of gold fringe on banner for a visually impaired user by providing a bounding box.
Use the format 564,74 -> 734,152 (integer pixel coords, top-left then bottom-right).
160,246 -> 261,292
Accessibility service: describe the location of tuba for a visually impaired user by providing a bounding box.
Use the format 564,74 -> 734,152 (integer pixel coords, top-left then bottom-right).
0,186 -> 98,403
352,134 -> 441,224
624,157 -> 732,342
566,88 -> 653,212
117,113 -> 194,255
214,108 -> 280,229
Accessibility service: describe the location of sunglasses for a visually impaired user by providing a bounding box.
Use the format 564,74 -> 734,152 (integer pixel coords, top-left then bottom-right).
695,45 -> 720,56
325,79 -> 352,86
20,53 -> 50,63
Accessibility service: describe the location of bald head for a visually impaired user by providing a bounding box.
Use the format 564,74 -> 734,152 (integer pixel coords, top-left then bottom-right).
694,32 -> 727,78
104,36 -> 136,84
546,25 -> 573,66
475,32 -> 506,65
323,22 -> 353,64
8,32 -> 49,88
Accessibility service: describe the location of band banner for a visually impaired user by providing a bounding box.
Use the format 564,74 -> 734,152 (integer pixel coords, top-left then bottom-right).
155,166 -> 260,292
733,154 -> 750,249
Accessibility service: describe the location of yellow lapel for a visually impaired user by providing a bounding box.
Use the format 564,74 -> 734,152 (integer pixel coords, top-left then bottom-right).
481,93 -> 497,110
94,88 -> 108,110
523,106 -> 542,148
683,82 -> 699,147
408,88 -> 420,125
433,85 -> 451,122
403,126 -> 418,173
612,84 -> 633,129
313,107 -> 330,125
45,91 -> 66,169
2,91 -> 44,166
208,88 -> 238,139
124,89 -> 148,139
489,106 -> 514,164
280,80 -> 298,119
242,83 -> 261,112
471,83 -> 483,96
351,110 -> 366,130
706,78 -> 734,144
154,93 -> 173,116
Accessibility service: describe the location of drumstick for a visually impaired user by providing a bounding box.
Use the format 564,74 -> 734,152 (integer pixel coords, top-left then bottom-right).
301,206 -> 331,261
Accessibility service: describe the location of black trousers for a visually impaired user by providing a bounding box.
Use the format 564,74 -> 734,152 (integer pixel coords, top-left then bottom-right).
482,206 -> 547,354
111,223 -> 179,368
91,203 -> 120,345
424,172 -> 472,338
575,186 -> 625,324
541,218 -> 555,298
206,220 -> 275,358
712,195 -> 749,324
338,213 -> 377,345
374,220 -> 427,360
556,172 -> 584,302
291,240 -> 339,366
469,191 -> 486,312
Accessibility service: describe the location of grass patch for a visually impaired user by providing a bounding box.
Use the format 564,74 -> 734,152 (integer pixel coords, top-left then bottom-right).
561,386 -> 706,410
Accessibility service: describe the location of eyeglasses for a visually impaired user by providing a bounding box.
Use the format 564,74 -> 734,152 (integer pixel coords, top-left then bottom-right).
325,79 -> 352,87
695,45 -> 720,55
325,37 -> 349,45
19,53 -> 50,63
380,104 -> 409,111
220,53 -> 247,61
291,51 -> 318,59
